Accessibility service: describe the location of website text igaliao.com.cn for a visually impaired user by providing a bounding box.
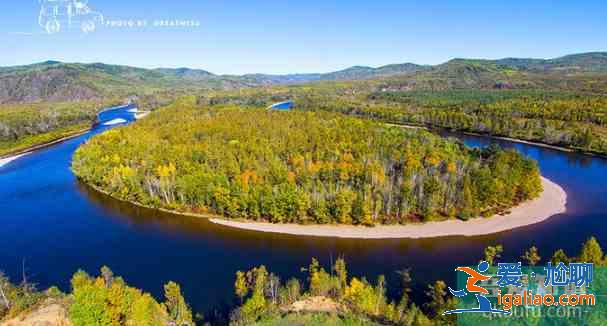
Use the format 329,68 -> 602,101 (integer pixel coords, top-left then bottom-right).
497,289 -> 595,310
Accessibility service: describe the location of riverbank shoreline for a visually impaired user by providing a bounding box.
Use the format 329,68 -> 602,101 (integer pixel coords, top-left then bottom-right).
385,121 -> 607,158
84,175 -> 567,239
0,128 -> 91,167
0,153 -> 28,168
209,177 -> 566,239
0,104 -> 135,168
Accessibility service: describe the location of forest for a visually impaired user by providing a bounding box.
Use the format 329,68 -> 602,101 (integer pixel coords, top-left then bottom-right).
1,237 -> 605,325
0,89 -> 196,158
199,82 -> 607,155
362,90 -> 607,154
73,97 -> 542,225
0,100 -> 114,157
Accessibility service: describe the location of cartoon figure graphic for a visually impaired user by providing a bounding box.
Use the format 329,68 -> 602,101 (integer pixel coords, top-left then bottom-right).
38,0 -> 104,34
443,261 -> 511,315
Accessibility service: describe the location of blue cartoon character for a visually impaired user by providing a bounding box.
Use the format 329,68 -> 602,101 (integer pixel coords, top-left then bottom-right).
444,261 -> 511,315
39,0 -> 104,34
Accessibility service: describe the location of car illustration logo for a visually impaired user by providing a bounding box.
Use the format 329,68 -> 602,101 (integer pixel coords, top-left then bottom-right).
38,0 -> 104,34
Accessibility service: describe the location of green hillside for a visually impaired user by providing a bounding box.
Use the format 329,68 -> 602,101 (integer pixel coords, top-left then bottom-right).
2,52 -> 605,104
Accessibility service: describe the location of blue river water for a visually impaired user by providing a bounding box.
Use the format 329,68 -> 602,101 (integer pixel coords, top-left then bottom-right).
1,105 -> 606,319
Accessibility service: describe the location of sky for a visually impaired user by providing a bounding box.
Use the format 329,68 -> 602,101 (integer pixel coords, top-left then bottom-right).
1,0 -> 606,75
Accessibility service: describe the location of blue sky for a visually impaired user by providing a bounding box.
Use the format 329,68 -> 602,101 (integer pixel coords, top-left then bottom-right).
1,0 -> 605,74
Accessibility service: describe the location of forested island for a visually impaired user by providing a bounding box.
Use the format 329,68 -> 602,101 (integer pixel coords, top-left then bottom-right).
73,97 -> 542,227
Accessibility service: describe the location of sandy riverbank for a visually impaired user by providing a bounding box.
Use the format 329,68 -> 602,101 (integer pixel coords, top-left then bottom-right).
0,153 -> 29,168
103,118 -> 127,126
135,111 -> 151,120
385,121 -> 606,158
210,177 -> 567,239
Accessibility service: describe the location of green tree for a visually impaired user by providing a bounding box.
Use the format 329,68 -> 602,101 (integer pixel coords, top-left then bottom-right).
234,271 -> 248,304
163,281 -> 194,326
401,303 -> 433,326
305,258 -> 333,297
284,278 -> 301,304
578,237 -> 605,265
334,188 -> 356,224
374,275 -> 387,315
483,245 -> 503,265
344,277 -> 380,315
424,280 -> 456,325
333,258 -> 348,297
106,278 -> 133,325
521,246 -> 541,266
69,271 -> 112,326
238,291 -> 265,324
100,266 -> 114,288
129,293 -> 164,326
396,268 -> 413,308
551,249 -> 571,265
238,267 -> 269,324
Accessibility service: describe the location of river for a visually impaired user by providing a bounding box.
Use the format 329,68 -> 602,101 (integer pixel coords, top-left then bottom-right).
1,105 -> 606,319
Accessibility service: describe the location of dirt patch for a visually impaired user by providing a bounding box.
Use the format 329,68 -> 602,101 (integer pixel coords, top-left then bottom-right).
287,296 -> 343,313
1,300 -> 71,326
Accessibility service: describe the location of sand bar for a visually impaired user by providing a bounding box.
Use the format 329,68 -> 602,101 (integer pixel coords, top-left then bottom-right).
103,118 -> 127,126
0,153 -> 28,168
135,111 -> 151,120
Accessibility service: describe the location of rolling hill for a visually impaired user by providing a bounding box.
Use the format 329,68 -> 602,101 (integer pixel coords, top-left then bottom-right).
377,53 -> 607,92
0,52 -> 605,104
496,52 -> 607,72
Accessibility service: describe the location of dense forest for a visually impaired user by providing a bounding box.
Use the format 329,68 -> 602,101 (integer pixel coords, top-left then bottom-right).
2,237 -> 605,325
0,90 -> 188,157
200,81 -> 607,155
73,97 -> 541,225
363,90 -> 607,154
0,100 -> 114,156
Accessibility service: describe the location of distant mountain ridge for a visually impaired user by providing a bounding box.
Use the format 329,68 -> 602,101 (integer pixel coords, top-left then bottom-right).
0,52 -> 605,103
154,67 -> 215,80
374,52 -> 607,92
496,52 -> 607,72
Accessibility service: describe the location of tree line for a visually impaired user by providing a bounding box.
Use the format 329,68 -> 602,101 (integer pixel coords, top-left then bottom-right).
2,236 -> 605,325
199,84 -> 607,156
230,236 -> 607,325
